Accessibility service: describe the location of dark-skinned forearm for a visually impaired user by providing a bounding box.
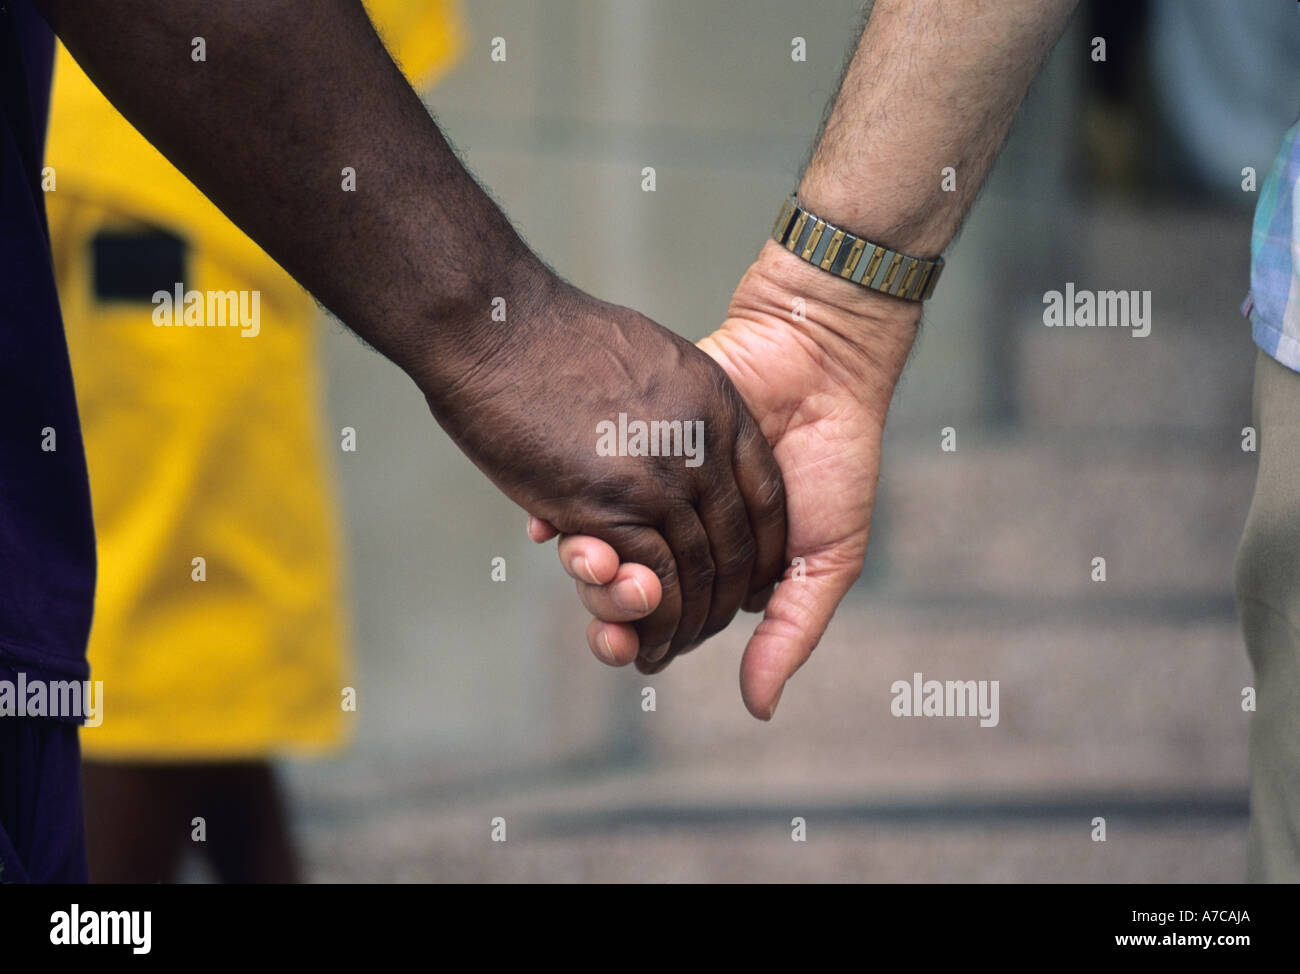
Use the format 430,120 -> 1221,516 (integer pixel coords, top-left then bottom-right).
37,0 -> 537,393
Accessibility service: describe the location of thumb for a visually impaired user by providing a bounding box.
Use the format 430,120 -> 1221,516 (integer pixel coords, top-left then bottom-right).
738,559 -> 859,720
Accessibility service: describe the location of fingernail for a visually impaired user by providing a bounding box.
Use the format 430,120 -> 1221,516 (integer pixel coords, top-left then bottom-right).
629,577 -> 649,612
572,556 -> 600,585
767,686 -> 784,721
599,629 -> 617,664
613,577 -> 649,613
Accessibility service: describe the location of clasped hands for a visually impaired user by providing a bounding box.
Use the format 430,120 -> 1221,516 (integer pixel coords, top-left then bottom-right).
427,240 -> 921,720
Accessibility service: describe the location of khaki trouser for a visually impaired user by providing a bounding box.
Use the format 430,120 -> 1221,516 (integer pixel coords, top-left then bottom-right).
1234,349 -> 1300,882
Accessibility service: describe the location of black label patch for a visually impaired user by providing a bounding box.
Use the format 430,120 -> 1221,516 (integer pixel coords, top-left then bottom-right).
91,229 -> 187,302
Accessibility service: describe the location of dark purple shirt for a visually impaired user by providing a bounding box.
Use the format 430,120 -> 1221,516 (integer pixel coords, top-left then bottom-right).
0,0 -> 96,683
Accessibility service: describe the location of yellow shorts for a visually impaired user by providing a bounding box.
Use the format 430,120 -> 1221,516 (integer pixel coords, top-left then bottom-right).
43,0 -> 462,760
49,200 -> 352,761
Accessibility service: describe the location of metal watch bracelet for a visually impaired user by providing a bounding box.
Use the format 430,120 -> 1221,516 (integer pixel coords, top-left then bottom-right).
771,195 -> 944,301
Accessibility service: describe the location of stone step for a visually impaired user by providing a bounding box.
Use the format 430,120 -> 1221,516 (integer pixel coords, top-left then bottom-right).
287,595 -> 1252,882
300,804 -> 1244,883
295,598 -> 1252,807
635,600 -> 1250,794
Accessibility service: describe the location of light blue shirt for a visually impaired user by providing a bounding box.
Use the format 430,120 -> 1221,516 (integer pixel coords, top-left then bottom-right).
1245,121 -> 1300,371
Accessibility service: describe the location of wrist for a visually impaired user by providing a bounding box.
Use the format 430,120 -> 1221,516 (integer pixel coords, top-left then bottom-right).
410,244 -> 557,405
749,239 -> 920,388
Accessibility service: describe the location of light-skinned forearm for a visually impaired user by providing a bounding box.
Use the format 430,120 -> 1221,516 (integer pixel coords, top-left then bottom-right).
800,0 -> 1078,259
744,0 -> 1078,378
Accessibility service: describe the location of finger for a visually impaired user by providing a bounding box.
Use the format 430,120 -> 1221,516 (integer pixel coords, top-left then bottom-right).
730,412 -> 787,598
586,618 -> 640,666
658,508 -> 715,660
695,475 -> 757,643
738,561 -> 858,720
527,515 -> 560,543
574,562 -> 662,623
597,524 -> 681,657
742,582 -> 775,614
634,652 -> 671,676
556,534 -> 620,586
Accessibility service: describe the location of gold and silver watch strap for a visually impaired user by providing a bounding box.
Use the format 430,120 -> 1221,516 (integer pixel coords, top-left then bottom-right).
772,195 -> 944,301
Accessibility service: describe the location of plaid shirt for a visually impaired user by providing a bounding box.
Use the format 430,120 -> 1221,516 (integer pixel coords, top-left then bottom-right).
1245,120 -> 1300,371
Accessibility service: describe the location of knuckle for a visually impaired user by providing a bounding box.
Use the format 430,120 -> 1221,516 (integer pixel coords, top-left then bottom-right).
653,557 -> 679,592
682,560 -> 716,599
716,534 -> 757,577
757,470 -> 786,519
587,473 -> 651,511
